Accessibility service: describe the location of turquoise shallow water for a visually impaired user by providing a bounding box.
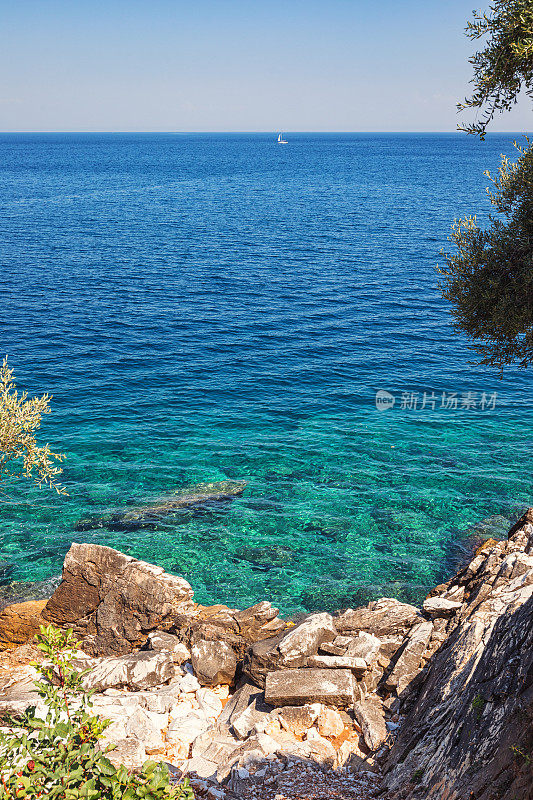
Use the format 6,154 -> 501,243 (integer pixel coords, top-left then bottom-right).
0,133 -> 531,612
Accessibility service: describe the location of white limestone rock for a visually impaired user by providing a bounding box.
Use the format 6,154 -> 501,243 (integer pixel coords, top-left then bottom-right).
422,597 -> 462,618
83,651 -> 174,692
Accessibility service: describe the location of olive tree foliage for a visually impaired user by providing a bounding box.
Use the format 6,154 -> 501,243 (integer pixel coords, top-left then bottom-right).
0,357 -> 66,493
439,0 -> 533,372
458,0 -> 533,139
439,141 -> 533,371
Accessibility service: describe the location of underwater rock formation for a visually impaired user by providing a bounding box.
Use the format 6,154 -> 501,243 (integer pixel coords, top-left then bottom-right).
74,479 -> 247,531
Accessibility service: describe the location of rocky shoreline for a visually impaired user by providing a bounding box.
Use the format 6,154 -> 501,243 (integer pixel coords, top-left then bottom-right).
1,510 -> 532,799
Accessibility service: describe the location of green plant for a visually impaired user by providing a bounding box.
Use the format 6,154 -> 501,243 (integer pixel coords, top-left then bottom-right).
471,693 -> 487,721
0,625 -> 193,800
439,139 -> 533,373
510,744 -> 531,764
438,0 -> 533,373
410,768 -> 424,784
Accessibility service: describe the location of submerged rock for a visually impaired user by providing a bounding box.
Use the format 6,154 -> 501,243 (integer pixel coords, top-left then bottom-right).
0,575 -> 61,608
0,562 -> 14,585
232,545 -> 295,571
75,479 -> 247,531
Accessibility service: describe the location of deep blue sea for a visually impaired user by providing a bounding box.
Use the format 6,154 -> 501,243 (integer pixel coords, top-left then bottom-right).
0,132 -> 532,613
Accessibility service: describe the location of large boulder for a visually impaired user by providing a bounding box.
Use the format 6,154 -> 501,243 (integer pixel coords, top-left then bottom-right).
43,543 -> 194,655
277,613 -> 337,666
82,651 -> 175,692
345,631 -> 382,661
191,639 -> 238,686
75,480 -> 248,531
422,596 -> 461,618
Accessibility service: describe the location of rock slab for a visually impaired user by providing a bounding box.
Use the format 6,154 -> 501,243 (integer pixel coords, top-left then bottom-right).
264,668 -> 354,707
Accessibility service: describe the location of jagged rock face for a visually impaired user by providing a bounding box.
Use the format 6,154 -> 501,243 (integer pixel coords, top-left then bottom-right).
43,543 -> 195,655
383,508 -> 533,800
188,601 -> 286,662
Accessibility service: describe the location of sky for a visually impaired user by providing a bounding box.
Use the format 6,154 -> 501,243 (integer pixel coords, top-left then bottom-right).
0,0 -> 531,132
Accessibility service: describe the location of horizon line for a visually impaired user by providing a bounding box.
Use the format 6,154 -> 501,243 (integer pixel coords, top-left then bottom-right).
0,129 -> 531,136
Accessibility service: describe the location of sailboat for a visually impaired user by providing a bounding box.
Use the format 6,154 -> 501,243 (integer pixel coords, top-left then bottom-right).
277,132 -> 288,144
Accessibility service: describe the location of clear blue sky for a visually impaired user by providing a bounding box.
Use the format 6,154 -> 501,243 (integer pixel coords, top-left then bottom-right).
1,0 -> 530,132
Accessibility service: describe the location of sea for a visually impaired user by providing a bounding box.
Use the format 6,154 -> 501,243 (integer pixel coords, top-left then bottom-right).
0,132 -> 531,613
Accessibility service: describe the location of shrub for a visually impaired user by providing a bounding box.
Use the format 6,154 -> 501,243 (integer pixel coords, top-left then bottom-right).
0,625 -> 193,800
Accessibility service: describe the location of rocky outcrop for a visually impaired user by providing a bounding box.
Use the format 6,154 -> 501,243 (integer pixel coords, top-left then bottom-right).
383,507 -> 533,800
41,543 -> 287,663
43,544 -> 195,655
3,510 -> 533,800
75,480 -> 247,531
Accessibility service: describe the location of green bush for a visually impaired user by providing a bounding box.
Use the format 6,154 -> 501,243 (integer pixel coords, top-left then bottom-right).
0,625 -> 194,800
